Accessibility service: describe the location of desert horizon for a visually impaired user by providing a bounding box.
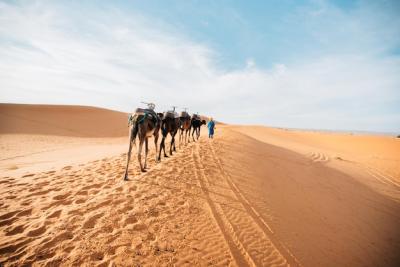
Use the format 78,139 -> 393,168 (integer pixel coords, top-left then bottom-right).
2,102 -> 398,137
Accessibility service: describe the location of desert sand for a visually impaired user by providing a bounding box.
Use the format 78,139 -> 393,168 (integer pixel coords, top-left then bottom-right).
1,104 -> 399,266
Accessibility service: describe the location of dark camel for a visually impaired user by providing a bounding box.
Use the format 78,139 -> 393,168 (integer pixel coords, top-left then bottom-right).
191,117 -> 206,141
158,110 -> 180,160
124,107 -> 162,180
179,111 -> 192,145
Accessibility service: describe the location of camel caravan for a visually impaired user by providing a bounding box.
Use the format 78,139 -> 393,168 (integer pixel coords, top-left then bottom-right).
124,103 -> 206,180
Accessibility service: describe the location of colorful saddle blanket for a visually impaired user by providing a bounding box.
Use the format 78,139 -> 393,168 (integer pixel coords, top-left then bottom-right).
129,108 -> 159,125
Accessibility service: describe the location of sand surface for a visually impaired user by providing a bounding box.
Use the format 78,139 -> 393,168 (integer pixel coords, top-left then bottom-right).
1,104 -> 399,266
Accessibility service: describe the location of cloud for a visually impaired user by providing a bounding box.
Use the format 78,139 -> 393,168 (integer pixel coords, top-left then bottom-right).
0,1 -> 399,132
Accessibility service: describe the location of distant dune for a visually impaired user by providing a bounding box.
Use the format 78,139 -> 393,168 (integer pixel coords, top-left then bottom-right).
0,103 -> 127,137
233,125 -> 400,185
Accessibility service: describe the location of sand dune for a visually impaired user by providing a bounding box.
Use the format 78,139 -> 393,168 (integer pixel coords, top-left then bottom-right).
233,125 -> 400,202
0,104 -> 127,137
1,105 -> 399,266
0,104 -> 128,177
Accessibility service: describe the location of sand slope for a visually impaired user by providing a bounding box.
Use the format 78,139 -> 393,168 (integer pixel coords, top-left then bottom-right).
220,126 -> 400,266
1,105 -> 400,266
233,126 -> 400,202
0,104 -> 127,137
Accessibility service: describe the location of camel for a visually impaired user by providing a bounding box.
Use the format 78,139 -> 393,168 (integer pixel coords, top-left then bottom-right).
124,104 -> 162,180
179,110 -> 192,145
158,108 -> 180,160
191,114 -> 206,141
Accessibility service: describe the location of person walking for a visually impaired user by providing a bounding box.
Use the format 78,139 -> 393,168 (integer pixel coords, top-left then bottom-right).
207,117 -> 216,139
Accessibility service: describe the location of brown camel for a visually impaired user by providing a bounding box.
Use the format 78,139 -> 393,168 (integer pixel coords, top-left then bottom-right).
124,104 -> 162,180
158,109 -> 180,160
179,110 -> 192,145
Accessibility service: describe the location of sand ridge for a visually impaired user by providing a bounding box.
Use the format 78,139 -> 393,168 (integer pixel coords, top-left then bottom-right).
0,104 -> 127,137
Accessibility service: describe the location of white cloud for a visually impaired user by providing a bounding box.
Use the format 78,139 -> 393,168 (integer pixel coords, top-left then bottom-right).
245,58 -> 255,69
0,1 -> 399,132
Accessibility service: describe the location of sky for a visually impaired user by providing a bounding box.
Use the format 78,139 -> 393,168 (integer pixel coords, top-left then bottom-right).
0,0 -> 399,133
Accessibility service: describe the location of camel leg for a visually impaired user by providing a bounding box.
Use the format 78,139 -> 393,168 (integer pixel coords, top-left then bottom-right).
192,128 -> 196,142
154,132 -> 159,162
158,136 -> 163,161
163,135 -> 168,157
144,137 -> 149,169
179,128 -> 183,148
160,135 -> 168,158
173,131 -> 177,152
181,128 -> 184,146
184,129 -> 187,144
197,127 -> 201,140
169,133 -> 173,156
124,136 -> 134,181
138,137 -> 146,172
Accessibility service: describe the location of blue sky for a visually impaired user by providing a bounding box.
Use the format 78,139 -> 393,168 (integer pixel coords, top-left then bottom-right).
1,0 -> 399,132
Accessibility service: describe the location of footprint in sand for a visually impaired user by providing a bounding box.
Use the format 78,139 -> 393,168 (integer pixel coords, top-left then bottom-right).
124,215 -> 138,226
5,224 -> 26,236
0,210 -> 20,220
52,192 -> 70,200
82,214 -> 103,229
74,198 -> 86,204
37,181 -> 50,187
27,225 -> 47,237
89,189 -> 100,195
132,222 -> 147,231
76,190 -> 88,196
81,183 -> 103,191
47,209 -> 62,219
17,208 -> 32,217
147,207 -> 159,217
90,199 -> 112,211
0,239 -> 31,255
22,173 -> 35,178
90,251 -> 104,261
0,217 -> 17,227
27,188 -> 52,197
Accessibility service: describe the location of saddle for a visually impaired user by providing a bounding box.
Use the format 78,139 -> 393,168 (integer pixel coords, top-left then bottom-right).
133,108 -> 159,124
192,114 -> 201,120
135,108 -> 153,115
163,111 -> 179,119
180,111 -> 190,119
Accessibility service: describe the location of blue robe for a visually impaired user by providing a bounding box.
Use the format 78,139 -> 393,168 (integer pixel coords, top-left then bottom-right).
208,121 -> 215,136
